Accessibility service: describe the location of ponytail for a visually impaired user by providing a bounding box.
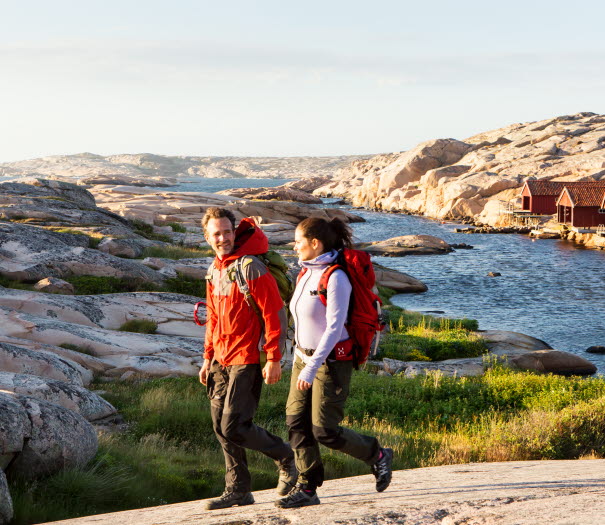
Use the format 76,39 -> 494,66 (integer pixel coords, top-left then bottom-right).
297,217 -> 353,252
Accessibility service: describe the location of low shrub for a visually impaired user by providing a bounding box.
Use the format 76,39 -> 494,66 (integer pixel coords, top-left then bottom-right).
59,343 -> 96,356
130,218 -> 172,243
118,319 -> 158,334
167,222 -> 187,233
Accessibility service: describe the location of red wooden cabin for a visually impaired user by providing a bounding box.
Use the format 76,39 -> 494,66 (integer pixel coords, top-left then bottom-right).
521,181 -> 569,214
556,183 -> 605,228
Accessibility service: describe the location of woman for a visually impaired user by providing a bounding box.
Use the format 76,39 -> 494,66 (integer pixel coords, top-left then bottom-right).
275,217 -> 393,509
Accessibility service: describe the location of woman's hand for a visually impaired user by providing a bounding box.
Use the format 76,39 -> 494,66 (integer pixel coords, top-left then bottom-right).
296,379 -> 312,391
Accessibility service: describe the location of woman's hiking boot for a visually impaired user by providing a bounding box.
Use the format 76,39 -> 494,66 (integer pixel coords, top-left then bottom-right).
371,447 -> 393,492
276,457 -> 299,496
274,484 -> 320,508
205,490 -> 254,510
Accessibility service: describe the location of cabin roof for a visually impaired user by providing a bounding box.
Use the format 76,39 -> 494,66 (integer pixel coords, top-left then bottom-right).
556,182 -> 605,207
524,180 -> 568,196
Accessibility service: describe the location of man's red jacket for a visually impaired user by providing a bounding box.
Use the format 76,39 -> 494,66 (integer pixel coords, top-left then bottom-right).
203,218 -> 286,365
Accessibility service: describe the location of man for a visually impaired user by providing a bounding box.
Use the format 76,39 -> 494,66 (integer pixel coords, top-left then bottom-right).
199,207 -> 297,510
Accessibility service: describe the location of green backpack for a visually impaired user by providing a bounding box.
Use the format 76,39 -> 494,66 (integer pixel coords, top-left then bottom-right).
233,251 -> 295,355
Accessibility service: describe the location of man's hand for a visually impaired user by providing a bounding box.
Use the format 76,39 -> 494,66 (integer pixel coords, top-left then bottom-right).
296,379 -> 312,391
199,360 -> 210,385
262,360 -> 281,385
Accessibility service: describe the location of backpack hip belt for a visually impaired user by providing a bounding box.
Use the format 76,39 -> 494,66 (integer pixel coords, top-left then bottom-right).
296,339 -> 353,361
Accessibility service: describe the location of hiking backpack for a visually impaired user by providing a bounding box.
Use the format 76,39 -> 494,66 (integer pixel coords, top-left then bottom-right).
298,248 -> 386,367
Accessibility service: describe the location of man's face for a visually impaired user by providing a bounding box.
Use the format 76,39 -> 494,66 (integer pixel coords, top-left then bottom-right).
204,217 -> 235,258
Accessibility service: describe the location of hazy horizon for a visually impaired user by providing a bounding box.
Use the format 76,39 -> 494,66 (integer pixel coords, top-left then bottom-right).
1,0 -> 604,163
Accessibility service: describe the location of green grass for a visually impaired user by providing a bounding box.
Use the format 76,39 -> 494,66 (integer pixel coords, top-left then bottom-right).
118,319 -> 158,334
62,274 -> 206,298
0,275 -> 36,290
58,343 -> 96,356
167,222 -> 187,233
378,313 -> 484,362
9,368 -> 605,524
130,218 -> 172,243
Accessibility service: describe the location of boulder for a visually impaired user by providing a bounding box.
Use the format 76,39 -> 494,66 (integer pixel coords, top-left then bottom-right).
97,237 -> 149,258
0,179 -> 129,228
0,372 -> 117,422
0,340 -> 90,386
34,277 -> 75,294
0,222 -> 165,284
5,393 -> 98,480
0,392 -> 31,468
141,257 -> 213,281
478,330 -> 552,357
217,186 -> 323,204
585,345 -> 605,354
510,350 -> 597,376
0,470 -> 12,525
357,235 -> 452,256
373,265 -> 428,293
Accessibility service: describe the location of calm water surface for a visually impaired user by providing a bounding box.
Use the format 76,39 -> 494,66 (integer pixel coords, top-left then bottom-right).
348,209 -> 605,374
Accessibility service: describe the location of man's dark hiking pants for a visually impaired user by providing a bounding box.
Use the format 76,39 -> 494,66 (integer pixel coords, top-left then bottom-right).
207,361 -> 293,493
285,356 -> 380,489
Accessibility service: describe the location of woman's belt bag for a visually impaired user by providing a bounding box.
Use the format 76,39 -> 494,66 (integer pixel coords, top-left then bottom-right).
297,339 -> 354,361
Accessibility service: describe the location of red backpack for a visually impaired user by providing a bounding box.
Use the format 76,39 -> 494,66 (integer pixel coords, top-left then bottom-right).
298,248 -> 385,367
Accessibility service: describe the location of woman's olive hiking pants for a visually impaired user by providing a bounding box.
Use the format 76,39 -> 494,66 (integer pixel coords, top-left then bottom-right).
207,361 -> 293,492
285,356 -> 380,489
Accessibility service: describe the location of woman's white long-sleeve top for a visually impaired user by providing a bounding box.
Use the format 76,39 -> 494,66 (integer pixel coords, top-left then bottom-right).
290,250 -> 351,384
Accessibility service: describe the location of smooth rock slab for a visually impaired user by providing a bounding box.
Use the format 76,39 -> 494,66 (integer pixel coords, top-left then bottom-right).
0,222 -> 164,284
0,309 -> 203,378
0,340 -> 90,386
0,372 -> 117,422
0,287 -> 204,338
5,393 -> 98,480
42,460 -> 605,525
0,469 -> 12,525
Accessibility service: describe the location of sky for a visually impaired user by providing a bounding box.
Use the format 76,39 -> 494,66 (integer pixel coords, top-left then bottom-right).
1,0 -> 604,162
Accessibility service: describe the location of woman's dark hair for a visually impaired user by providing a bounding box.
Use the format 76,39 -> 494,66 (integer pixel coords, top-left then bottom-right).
297,217 -> 353,252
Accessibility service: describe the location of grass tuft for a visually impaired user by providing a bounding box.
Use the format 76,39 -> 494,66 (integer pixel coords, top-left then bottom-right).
118,319 -> 158,334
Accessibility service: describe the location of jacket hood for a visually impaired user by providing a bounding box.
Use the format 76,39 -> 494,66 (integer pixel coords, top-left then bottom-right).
216,217 -> 269,268
299,249 -> 338,269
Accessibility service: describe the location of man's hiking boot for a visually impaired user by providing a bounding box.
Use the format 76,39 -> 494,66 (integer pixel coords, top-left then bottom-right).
371,447 -> 393,492
276,458 -> 298,496
205,490 -> 254,510
274,484 -> 320,508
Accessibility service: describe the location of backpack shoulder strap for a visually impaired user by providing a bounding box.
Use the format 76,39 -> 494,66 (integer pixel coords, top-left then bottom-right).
317,264 -> 344,307
297,267 -> 308,284
234,256 -> 263,320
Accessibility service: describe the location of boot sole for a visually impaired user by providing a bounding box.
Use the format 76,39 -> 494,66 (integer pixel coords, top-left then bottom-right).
274,497 -> 320,509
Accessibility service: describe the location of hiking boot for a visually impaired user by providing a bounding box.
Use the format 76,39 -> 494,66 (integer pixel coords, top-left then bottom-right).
274,484 -> 320,508
276,458 -> 298,496
205,490 -> 254,510
371,447 -> 393,492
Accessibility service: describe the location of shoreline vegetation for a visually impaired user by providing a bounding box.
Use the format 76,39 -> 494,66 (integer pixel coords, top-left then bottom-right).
8,302 -> 605,524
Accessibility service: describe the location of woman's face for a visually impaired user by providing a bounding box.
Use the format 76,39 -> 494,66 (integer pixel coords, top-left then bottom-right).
294,227 -> 324,261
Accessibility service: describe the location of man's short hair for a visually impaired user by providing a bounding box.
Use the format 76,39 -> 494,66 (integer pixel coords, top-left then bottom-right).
201,207 -> 237,233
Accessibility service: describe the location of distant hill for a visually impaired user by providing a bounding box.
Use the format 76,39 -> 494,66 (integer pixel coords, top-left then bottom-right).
0,152 -> 373,187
